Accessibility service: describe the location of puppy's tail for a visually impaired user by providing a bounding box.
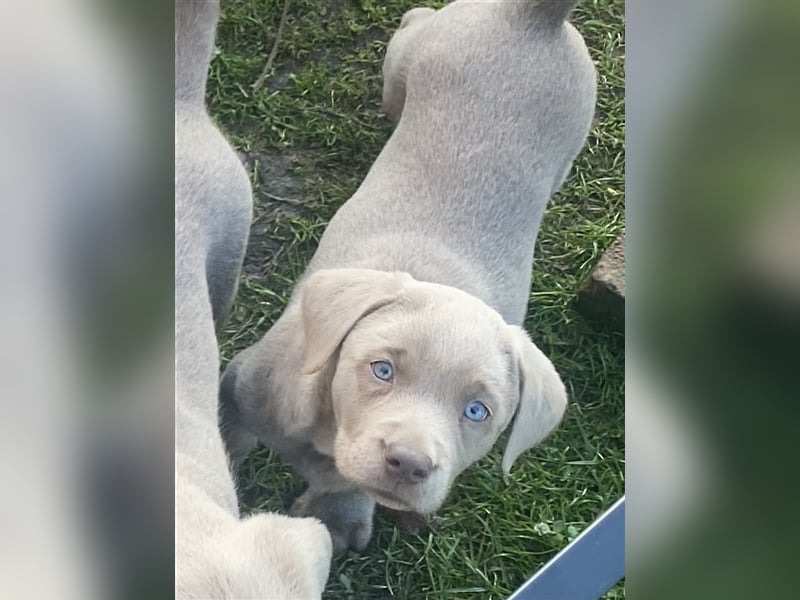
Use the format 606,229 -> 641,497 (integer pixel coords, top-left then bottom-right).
175,0 -> 221,106
514,0 -> 581,26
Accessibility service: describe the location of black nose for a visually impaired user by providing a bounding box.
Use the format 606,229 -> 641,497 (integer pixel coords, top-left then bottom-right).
383,443 -> 433,483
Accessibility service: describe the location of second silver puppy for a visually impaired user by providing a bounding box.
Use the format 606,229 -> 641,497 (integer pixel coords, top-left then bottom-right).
222,0 -> 597,553
175,1 -> 331,596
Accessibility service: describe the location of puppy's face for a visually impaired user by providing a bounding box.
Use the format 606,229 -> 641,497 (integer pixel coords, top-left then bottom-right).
301,269 -> 567,514
331,288 -> 517,513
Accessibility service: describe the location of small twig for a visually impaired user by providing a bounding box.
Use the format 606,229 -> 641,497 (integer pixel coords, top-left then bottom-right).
262,191 -> 304,206
252,0 -> 290,91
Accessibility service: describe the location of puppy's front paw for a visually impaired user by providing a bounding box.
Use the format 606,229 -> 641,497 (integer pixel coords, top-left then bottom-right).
291,488 -> 376,554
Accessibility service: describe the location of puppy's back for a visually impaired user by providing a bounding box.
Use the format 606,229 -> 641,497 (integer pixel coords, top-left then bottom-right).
308,0 -> 597,324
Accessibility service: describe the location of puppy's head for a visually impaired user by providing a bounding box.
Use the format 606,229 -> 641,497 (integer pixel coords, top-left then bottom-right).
301,268 -> 567,514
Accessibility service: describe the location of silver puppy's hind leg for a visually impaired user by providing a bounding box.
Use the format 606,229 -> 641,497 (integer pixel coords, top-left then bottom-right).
218,355 -> 259,470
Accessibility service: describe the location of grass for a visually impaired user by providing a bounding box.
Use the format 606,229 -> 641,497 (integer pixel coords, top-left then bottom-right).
210,0 -> 625,598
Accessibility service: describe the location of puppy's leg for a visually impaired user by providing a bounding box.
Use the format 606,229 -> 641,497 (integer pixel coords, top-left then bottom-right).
291,487 -> 375,554
207,224 -> 250,329
219,355 -> 259,470
207,258 -> 241,330
285,447 -> 375,554
381,7 -> 436,122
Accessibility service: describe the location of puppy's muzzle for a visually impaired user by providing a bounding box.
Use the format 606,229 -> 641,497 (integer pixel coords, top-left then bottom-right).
383,443 -> 433,484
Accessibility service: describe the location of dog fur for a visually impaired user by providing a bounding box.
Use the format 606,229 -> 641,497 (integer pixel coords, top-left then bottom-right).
175,1 -> 332,596
221,0 -> 597,554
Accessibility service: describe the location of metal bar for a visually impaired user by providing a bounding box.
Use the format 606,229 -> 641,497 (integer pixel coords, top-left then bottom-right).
507,496 -> 625,600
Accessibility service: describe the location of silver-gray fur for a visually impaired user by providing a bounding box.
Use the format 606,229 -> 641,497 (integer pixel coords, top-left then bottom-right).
221,0 -> 597,554
321,0 -> 595,325
175,1 -> 332,596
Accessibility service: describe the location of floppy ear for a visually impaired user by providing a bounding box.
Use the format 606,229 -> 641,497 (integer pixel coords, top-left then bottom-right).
300,269 -> 411,374
502,326 -> 568,475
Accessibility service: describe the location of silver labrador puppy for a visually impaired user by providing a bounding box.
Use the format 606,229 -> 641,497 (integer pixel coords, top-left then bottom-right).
221,0 -> 597,553
175,0 -> 331,596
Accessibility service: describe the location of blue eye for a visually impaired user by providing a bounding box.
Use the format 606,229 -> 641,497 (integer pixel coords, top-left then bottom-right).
370,360 -> 394,381
464,400 -> 490,422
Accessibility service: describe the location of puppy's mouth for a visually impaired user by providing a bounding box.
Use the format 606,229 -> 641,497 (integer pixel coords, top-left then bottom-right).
361,485 -> 415,512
